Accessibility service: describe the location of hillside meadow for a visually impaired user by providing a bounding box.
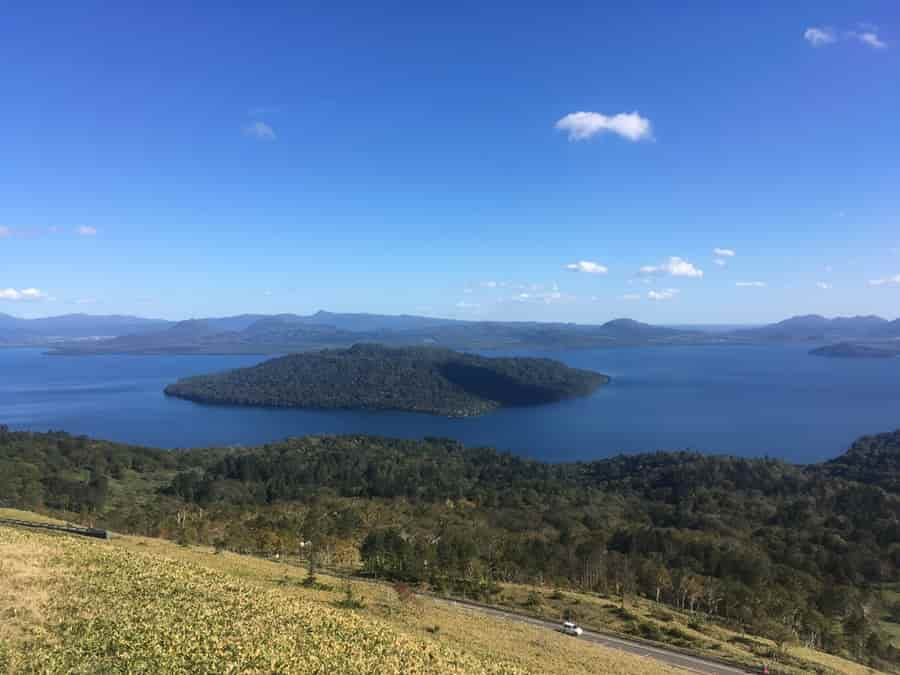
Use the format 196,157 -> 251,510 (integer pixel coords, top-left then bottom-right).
0,509 -> 881,675
0,514 -> 681,675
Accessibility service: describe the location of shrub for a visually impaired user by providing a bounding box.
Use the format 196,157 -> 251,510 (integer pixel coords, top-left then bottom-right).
638,621 -> 663,641
650,609 -> 673,622
393,582 -> 415,604
334,583 -> 366,610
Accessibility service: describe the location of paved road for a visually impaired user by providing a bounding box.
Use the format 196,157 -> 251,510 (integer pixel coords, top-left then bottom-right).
429,595 -> 754,675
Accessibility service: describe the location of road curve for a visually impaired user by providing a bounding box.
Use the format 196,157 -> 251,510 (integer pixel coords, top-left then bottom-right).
428,595 -> 753,675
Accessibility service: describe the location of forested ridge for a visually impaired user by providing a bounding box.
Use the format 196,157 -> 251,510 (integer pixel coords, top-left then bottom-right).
164,344 -> 608,416
2,425 -> 900,669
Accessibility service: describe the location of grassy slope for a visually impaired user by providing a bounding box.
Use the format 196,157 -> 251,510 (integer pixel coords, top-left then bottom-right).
492,584 -> 883,675
0,508 -> 881,675
0,515 -> 681,675
880,586 -> 900,648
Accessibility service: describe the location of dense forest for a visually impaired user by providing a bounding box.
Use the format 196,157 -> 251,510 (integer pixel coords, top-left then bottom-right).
1,425 -> 899,669
164,344 -> 608,416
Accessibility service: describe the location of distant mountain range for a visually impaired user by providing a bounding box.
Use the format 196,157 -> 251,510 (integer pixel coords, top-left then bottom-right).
1,311 -> 898,356
0,313 -> 169,344
732,314 -> 900,341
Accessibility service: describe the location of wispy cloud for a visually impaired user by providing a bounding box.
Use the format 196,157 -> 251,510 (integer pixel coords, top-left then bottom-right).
713,259 -> 727,267
76,226 -> 98,236
869,274 -> 900,287
565,260 -> 608,275
647,288 -> 679,301
848,30 -> 887,49
622,293 -> 641,301
804,27 -> 836,47
816,282 -> 832,289
555,111 -> 652,142
0,226 -> 10,238
639,257 -> 704,278
455,300 -> 480,309
0,287 -> 51,301
713,248 -> 736,258
512,283 -> 567,304
735,281 -> 766,288
805,25 -> 888,49
243,121 -> 276,141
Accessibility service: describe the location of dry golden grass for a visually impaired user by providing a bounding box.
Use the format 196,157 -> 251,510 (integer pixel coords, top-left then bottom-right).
0,522 -> 681,675
0,535 -> 56,643
0,509 -> 882,675
482,580 -> 883,675
787,646 -> 882,675
112,534 -> 681,674
0,507 -> 67,525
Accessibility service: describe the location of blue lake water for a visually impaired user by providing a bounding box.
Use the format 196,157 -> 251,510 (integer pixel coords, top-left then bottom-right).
1,345 -> 898,463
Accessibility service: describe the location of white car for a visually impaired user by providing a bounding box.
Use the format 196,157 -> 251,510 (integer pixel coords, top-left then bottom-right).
561,621 -> 583,636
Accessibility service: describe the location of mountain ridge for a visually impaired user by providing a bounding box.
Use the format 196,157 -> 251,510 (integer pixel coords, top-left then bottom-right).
4,310 -> 898,354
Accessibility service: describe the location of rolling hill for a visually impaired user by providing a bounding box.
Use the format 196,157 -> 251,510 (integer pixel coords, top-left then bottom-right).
2,428 -> 897,673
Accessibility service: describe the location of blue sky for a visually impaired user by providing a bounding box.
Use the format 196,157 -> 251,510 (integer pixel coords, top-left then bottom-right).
1,1 -> 898,323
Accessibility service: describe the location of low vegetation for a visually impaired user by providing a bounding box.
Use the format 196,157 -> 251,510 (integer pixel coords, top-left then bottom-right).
0,520 -> 688,674
163,344 -> 607,416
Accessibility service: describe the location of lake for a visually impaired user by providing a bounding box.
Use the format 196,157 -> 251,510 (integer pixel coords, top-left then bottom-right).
1,345 -> 898,463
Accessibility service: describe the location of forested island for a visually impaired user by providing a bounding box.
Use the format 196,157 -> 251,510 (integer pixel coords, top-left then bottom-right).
1,426 -> 900,670
164,344 -> 608,416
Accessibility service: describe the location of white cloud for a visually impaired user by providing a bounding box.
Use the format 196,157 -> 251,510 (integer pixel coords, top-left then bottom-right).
805,25 -> 887,49
480,280 -> 500,288
455,300 -> 480,309
804,27 -> 836,47
512,283 -> 566,304
74,297 -> 98,305
647,288 -> 679,301
735,281 -> 767,287
0,226 -> 10,238
565,260 -> 608,275
849,31 -> 887,49
244,121 -> 276,141
816,282 -> 832,289
76,226 -> 98,236
555,111 -> 652,142
869,274 -> 900,287
0,287 -> 50,301
639,256 -> 704,278
713,248 -> 736,257
621,293 -> 641,301
713,258 -> 727,267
